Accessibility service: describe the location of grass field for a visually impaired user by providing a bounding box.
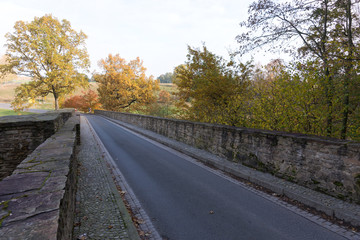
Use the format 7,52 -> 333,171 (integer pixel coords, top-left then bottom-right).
0,82 -> 99,110
0,82 -> 176,110
159,83 -> 177,93
0,108 -> 36,117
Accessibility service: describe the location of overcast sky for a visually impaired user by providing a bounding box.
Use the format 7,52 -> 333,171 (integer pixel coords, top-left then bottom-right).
0,0 -> 280,77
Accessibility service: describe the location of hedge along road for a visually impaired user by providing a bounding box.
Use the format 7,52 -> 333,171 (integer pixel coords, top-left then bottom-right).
86,114 -> 348,240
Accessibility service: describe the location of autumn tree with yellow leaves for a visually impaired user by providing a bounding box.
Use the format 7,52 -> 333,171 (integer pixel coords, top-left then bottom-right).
174,45 -> 252,126
0,14 -> 90,110
95,54 -> 159,112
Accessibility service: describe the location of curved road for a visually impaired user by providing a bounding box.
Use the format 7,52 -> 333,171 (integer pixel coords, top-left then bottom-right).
86,115 -> 348,240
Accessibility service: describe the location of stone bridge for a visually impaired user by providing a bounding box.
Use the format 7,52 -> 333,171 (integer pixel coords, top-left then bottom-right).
0,109 -> 360,239
0,110 -> 79,239
95,110 -> 360,204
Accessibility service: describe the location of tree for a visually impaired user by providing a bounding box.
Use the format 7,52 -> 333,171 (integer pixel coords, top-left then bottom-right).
0,14 -> 90,110
62,89 -> 101,112
236,0 -> 337,135
0,55 -> 17,84
62,95 -> 84,111
330,0 -> 360,138
158,90 -> 171,103
174,45 -> 252,126
157,72 -> 174,83
249,60 -> 327,135
95,54 -> 159,112
236,0 -> 360,139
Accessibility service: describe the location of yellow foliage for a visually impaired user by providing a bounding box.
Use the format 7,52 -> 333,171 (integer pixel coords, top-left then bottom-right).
95,54 -> 159,112
1,14 -> 90,110
173,45 -> 252,126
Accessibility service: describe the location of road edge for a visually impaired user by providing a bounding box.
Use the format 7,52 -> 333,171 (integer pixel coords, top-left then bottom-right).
83,115 -> 142,240
97,114 -> 360,239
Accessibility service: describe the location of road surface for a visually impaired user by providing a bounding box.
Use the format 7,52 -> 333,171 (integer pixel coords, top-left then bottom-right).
86,115 -> 349,240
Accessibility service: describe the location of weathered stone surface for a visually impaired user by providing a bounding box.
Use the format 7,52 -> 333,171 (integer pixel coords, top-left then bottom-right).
29,160 -> 70,172
0,210 -> 59,240
2,191 -> 64,224
95,110 -> 360,203
0,110 -> 74,181
39,176 -> 68,193
25,147 -> 74,163
0,112 -> 79,240
0,172 -> 49,196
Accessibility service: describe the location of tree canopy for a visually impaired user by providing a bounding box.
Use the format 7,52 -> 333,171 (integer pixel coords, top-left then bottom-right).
62,89 -> 101,113
95,54 -> 159,112
236,0 -> 360,139
0,14 -> 90,110
157,72 -> 174,83
173,45 -> 253,126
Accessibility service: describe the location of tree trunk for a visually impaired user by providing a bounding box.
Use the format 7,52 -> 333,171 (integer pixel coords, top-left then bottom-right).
53,86 -> 59,110
340,0 -> 353,139
54,97 -> 59,110
324,66 -> 333,136
321,0 -> 334,137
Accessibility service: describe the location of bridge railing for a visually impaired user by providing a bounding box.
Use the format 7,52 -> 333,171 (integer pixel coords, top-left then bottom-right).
95,109 -> 360,204
0,110 -> 79,239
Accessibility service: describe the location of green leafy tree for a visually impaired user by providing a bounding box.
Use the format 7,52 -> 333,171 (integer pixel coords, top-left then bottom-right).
237,0 -> 360,139
157,72 -> 174,83
249,60 -> 327,135
0,14 -> 90,110
236,0 -> 338,136
174,45 -> 253,126
329,0 -> 360,138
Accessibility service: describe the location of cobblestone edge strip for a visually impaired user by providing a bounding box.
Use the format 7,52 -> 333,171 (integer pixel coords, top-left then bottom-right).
83,116 -> 144,240
0,111 -> 79,240
99,115 -> 360,240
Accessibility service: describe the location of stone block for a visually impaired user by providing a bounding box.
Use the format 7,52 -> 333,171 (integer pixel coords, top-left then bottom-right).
0,172 -> 49,196
0,210 -> 59,240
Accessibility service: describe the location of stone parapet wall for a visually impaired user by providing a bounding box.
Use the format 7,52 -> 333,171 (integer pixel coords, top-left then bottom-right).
0,114 -> 80,239
0,110 -> 73,180
95,110 -> 360,203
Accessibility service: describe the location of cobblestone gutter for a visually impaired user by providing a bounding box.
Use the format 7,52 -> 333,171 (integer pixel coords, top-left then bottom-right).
0,112 -> 80,240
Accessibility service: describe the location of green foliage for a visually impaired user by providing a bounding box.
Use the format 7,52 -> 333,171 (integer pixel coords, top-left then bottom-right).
0,14 -> 90,110
173,45 -> 253,126
157,72 -> 174,83
172,43 -> 360,140
249,60 -> 325,134
235,0 -> 360,140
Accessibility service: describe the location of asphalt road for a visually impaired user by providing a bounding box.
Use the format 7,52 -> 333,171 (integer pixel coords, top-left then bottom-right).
86,115 -> 347,240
